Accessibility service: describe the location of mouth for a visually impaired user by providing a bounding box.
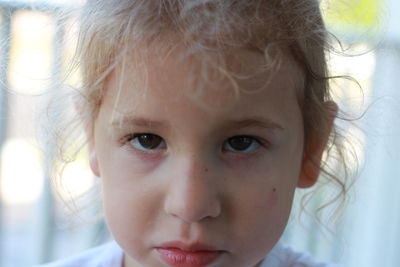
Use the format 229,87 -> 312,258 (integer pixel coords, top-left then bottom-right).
155,241 -> 225,267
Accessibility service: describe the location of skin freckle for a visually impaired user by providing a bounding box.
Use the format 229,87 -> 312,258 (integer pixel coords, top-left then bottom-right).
266,188 -> 279,209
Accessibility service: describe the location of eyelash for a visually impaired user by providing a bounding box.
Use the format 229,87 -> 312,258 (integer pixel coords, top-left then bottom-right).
124,133 -> 268,154
222,136 -> 263,153
125,133 -> 166,152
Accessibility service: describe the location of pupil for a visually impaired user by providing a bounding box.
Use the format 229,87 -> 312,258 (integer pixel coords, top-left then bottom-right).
138,134 -> 161,149
229,136 -> 252,151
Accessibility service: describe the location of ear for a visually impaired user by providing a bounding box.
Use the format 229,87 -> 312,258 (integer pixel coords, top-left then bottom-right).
298,101 -> 338,188
73,94 -> 101,177
88,139 -> 101,177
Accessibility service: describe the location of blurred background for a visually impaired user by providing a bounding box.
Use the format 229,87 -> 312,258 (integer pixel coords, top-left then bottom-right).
0,0 -> 399,266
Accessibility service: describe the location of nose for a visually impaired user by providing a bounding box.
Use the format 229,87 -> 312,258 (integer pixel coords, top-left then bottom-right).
164,157 -> 222,222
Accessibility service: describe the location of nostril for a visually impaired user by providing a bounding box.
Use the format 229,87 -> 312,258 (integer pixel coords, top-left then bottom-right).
165,196 -> 222,223
164,184 -> 222,223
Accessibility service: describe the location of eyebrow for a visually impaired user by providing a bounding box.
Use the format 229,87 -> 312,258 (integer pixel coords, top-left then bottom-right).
111,117 -> 170,130
222,117 -> 285,131
111,116 -> 284,131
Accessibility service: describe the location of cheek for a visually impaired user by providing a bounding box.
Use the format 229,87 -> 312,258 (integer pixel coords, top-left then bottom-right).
96,141 -> 167,231
100,169 -> 164,261
102,183 -> 150,233
266,187 -> 279,208
229,179 -> 285,231
227,186 -> 292,264
95,134 -> 166,178
246,187 -> 284,223
113,149 -> 165,176
243,187 -> 279,214
101,166 -> 163,226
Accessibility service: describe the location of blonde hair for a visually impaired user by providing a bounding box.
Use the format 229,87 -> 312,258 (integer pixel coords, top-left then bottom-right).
54,0 -> 355,215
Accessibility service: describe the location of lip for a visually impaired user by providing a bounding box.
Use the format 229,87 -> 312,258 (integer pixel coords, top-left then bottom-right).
156,241 -> 224,267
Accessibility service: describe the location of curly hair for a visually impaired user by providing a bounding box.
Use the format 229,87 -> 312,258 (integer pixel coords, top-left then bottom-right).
51,0 -> 356,217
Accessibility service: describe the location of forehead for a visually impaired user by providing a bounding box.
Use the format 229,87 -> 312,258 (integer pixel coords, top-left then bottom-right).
104,45 -> 303,111
98,46 -> 304,139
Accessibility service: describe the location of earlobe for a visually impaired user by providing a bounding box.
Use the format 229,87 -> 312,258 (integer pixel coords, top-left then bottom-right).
89,150 -> 100,177
298,101 -> 338,188
298,157 -> 321,188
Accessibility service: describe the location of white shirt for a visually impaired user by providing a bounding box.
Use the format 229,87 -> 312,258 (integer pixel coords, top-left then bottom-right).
37,241 -> 343,267
37,242 -> 123,267
260,243 -> 343,267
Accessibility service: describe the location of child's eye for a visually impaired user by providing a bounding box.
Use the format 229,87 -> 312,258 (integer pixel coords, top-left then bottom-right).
223,136 -> 261,153
128,133 -> 166,151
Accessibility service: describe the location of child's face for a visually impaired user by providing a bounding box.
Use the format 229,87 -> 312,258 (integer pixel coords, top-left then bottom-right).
91,48 -> 307,267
